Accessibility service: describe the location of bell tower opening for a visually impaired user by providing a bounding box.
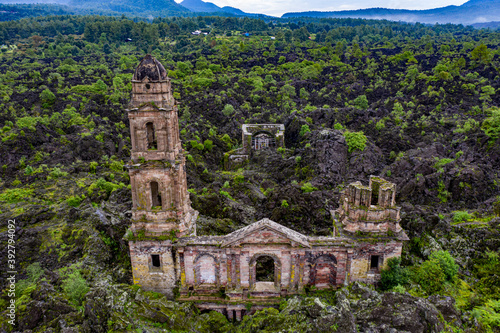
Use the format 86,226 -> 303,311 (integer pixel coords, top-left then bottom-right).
151,181 -> 162,208
146,122 -> 157,150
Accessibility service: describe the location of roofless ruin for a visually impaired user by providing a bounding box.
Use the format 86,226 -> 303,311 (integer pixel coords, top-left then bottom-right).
125,55 -> 408,319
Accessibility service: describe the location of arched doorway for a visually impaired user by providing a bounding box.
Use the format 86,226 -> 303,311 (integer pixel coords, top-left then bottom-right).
249,254 -> 281,292
256,256 -> 275,282
309,254 -> 337,288
252,132 -> 275,150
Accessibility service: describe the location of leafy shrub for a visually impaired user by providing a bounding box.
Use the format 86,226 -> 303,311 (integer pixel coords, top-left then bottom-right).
109,160 -> 124,172
453,211 -> 472,223
429,250 -> 459,281
89,161 -> 98,173
472,300 -> 500,330
379,257 -> 409,291
392,285 -> 406,293
190,140 -> 204,151
219,190 -> 234,201
204,139 -> 213,151
17,116 -> 45,131
353,95 -> 368,110
66,195 -> 84,207
434,157 -> 454,169
301,182 -> 318,193
62,270 -> 89,305
474,251 -> 500,298
281,200 -> 289,208
344,131 -> 367,153
39,89 -> 56,106
221,134 -> 232,149
48,167 -> 68,180
26,262 -> 44,282
234,174 -> 244,184
24,166 -> 33,175
482,107 -> 500,140
0,188 -> 33,203
88,178 -> 123,195
299,124 -> 311,136
414,258 -> 446,294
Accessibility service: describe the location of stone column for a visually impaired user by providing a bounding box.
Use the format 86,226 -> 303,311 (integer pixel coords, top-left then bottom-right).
179,251 -> 186,288
298,254 -> 305,292
235,252 -> 241,289
226,253 -> 233,289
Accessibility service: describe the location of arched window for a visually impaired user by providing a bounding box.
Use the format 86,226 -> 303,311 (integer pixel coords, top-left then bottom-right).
256,256 -> 275,282
146,122 -> 157,150
150,181 -> 162,208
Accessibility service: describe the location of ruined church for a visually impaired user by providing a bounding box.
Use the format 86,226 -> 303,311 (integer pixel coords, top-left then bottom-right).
125,55 -> 408,318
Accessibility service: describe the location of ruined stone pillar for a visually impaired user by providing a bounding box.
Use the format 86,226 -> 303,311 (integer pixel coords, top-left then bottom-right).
235,253 -> 241,289
235,310 -> 242,321
227,253 -> 233,289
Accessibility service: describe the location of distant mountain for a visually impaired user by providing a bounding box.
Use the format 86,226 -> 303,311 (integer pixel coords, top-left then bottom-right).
69,0 -> 189,14
282,0 -> 500,25
179,0 -> 220,12
0,0 -> 190,14
180,0 -> 261,16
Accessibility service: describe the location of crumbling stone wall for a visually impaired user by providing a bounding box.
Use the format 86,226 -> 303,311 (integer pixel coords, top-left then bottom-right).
129,240 -> 176,298
242,124 -> 285,154
338,176 -> 403,234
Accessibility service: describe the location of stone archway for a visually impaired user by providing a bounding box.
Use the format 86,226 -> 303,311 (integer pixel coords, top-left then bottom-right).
309,254 -> 337,288
249,253 -> 281,291
194,253 -> 219,286
251,131 -> 275,150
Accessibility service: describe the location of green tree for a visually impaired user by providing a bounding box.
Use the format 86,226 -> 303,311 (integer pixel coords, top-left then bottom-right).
471,43 -> 492,65
40,89 -> 56,106
344,131 -> 367,153
222,104 -> 235,116
353,95 -> 368,110
415,259 -> 446,294
299,124 -> 311,136
429,250 -> 459,281
379,257 -> 409,291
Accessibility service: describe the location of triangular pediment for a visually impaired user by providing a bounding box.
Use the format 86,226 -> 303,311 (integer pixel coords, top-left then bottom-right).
137,102 -> 160,112
221,218 -> 310,248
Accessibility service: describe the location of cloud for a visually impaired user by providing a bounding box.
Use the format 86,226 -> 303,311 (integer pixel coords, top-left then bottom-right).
175,0 -> 468,16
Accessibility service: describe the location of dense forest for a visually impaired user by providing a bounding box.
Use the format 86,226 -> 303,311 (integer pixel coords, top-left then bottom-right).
0,14 -> 500,332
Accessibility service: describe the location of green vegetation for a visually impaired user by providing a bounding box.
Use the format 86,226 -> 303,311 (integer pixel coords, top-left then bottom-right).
62,270 -> 89,306
379,257 -> 409,291
300,182 -> 318,193
453,211 -> 472,223
0,11 -> 499,333
0,188 -> 33,203
344,131 -> 367,153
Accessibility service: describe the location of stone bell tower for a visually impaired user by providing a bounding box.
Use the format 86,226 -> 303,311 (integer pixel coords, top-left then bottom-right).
127,55 -> 198,237
126,55 -> 198,297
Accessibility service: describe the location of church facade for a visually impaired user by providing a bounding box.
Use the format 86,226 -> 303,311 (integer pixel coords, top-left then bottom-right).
125,56 -> 408,318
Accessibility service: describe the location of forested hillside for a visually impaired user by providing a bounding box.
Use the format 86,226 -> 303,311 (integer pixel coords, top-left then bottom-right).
0,15 -> 499,332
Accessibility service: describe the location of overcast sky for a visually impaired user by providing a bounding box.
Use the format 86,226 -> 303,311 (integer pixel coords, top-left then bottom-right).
175,0 -> 469,16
